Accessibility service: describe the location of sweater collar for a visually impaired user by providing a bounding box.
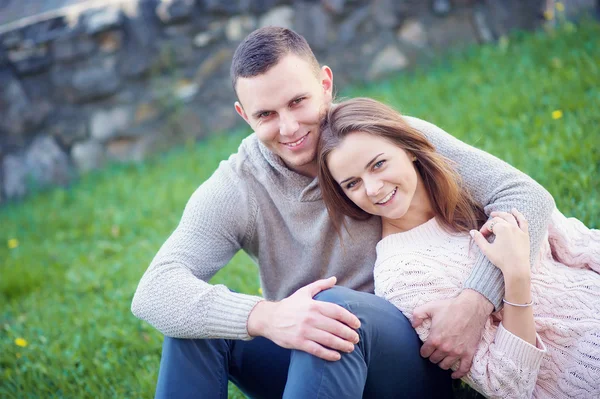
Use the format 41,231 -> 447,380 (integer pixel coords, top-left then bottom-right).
252,135 -> 322,202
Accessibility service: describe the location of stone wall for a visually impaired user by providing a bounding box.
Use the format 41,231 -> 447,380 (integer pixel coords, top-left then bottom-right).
0,0 -> 595,202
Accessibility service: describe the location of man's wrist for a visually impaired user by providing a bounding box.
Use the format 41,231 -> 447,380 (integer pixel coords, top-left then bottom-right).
459,288 -> 494,316
247,300 -> 273,337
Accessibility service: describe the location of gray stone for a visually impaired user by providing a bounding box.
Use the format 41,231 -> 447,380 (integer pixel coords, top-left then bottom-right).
225,15 -> 257,42
432,0 -> 452,16
156,0 -> 196,24
427,10 -> 478,51
71,140 -> 105,172
472,7 -> 494,43
24,135 -> 71,188
322,0 -> 346,15
259,6 -> 295,30
339,6 -> 370,44
0,30 -> 22,49
97,30 -> 124,54
70,58 -> 121,102
90,106 -> 134,142
52,33 -> 97,63
83,7 -> 124,35
194,32 -> 215,47
3,154 -> 27,199
8,44 -> 52,75
372,0 -> 399,29
294,3 -> 331,51
367,45 -> 408,80
0,68 -> 30,137
49,109 -> 89,147
398,18 -> 427,47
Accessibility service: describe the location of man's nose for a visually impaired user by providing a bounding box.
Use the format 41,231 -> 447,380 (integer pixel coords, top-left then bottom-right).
279,111 -> 299,137
365,177 -> 383,197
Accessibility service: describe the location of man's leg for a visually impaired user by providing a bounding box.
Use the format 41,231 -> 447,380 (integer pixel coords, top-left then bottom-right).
283,286 -> 453,399
155,335 -> 290,399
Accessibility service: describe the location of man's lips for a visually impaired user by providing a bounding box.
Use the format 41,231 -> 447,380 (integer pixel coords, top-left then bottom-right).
281,132 -> 309,148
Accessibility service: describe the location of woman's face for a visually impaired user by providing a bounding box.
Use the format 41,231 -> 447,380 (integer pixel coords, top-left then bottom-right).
326,131 -> 422,222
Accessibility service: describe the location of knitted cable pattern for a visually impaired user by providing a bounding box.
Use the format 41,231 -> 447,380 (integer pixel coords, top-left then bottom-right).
374,209 -> 600,398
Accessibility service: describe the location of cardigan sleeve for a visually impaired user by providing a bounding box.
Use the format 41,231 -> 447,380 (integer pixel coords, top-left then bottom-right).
461,322 -> 546,399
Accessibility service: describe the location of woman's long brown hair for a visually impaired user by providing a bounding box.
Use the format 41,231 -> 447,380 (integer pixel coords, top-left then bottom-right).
317,97 -> 487,237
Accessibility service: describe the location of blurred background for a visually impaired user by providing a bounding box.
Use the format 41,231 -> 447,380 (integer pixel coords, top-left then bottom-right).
1,0 -> 599,398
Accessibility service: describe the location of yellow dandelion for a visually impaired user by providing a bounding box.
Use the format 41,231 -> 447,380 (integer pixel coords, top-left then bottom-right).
552,110 -> 563,120
556,2 -> 565,12
544,9 -> 554,20
15,338 -> 28,347
8,238 -> 19,249
258,287 -> 263,295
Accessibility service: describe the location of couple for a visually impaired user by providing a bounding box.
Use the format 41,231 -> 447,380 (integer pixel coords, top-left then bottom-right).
131,26 -> 599,398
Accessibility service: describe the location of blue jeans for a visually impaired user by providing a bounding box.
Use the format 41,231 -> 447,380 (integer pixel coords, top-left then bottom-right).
155,287 -> 453,398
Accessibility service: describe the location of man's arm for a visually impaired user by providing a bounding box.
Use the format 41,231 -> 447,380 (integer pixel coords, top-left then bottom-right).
406,116 -> 555,309
131,163 -> 263,340
406,116 -> 555,377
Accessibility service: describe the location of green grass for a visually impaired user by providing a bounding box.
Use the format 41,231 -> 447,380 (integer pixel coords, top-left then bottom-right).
1,20 -> 599,398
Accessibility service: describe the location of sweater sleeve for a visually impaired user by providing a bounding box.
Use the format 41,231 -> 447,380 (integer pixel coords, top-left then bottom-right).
405,116 -> 556,310
460,322 -> 546,399
130,161 -> 264,339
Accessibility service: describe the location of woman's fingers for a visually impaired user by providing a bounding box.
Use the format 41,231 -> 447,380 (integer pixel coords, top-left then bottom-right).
490,211 -> 518,226
511,208 -> 529,234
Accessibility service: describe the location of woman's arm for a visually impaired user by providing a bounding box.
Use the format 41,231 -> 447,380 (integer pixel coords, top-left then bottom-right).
471,209 -> 536,345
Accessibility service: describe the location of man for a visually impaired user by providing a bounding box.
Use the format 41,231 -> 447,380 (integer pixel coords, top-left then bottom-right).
132,27 -> 555,398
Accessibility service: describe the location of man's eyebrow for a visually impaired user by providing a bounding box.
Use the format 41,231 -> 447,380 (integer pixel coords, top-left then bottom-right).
251,93 -> 311,119
339,153 -> 384,185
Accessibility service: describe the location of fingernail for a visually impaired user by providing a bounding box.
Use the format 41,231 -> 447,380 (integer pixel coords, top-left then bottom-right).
469,230 -> 476,238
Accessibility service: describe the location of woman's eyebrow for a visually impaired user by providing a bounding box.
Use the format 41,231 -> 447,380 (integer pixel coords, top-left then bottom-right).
339,153 -> 384,185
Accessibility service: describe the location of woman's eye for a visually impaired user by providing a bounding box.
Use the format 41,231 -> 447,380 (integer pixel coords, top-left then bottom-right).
374,160 -> 385,169
346,181 -> 357,189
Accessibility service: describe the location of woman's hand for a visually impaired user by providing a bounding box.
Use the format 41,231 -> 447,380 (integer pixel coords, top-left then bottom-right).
470,208 -> 531,279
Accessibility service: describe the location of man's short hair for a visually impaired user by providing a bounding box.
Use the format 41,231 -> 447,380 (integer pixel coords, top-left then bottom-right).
230,26 -> 321,94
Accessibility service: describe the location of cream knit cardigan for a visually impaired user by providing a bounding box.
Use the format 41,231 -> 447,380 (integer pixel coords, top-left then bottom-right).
375,209 -> 600,398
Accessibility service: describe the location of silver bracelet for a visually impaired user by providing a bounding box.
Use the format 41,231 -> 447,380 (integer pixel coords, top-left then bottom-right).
503,298 -> 534,307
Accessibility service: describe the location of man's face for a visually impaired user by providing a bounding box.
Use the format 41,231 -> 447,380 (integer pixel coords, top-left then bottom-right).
234,54 -> 333,177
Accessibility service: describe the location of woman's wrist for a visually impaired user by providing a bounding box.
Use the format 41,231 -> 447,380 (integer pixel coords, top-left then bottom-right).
503,268 -> 532,304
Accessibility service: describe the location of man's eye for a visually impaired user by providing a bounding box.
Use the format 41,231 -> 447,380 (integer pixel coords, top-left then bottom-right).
292,97 -> 305,105
259,111 -> 272,118
374,160 -> 385,169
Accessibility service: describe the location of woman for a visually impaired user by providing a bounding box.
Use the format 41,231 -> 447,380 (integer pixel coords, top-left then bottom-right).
317,98 -> 600,398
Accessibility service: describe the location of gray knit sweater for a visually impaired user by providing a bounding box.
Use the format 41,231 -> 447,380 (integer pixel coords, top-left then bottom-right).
131,116 -> 555,340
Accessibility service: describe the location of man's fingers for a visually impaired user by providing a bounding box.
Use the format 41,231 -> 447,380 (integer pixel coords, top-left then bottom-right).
427,349 -> 447,364
317,301 -> 361,330
312,312 -> 360,344
304,276 -> 337,297
411,302 -> 434,328
300,340 -> 341,362
452,353 -> 474,379
419,340 -> 436,359
305,329 -> 355,354
438,355 -> 459,371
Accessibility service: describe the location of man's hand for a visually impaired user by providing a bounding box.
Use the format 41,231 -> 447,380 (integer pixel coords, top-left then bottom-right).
412,289 -> 493,379
247,276 -> 361,361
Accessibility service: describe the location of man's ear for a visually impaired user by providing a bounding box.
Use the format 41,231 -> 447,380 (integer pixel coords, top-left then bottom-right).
234,101 -> 250,124
321,65 -> 334,98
